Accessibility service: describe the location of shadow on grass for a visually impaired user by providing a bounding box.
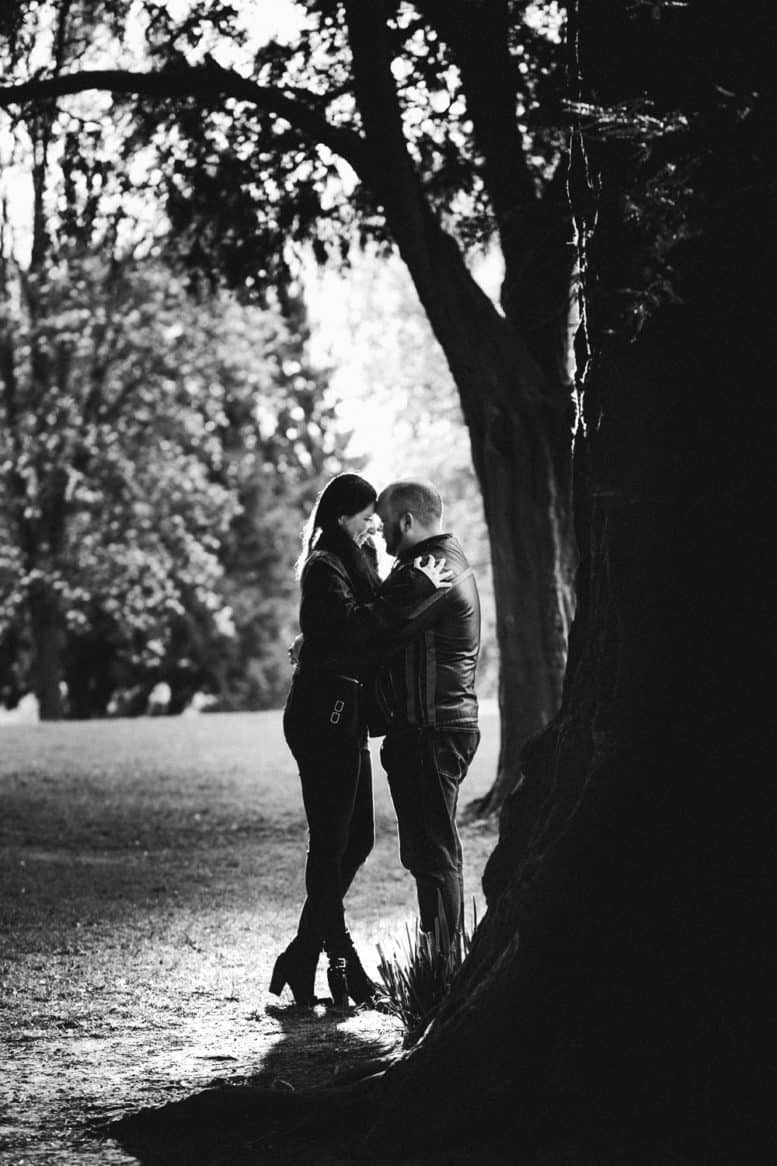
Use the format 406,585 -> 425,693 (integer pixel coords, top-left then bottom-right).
258,1000 -> 402,1089
98,1001 -> 403,1166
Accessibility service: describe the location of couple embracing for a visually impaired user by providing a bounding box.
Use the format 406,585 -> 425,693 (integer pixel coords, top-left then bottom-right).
271,473 -> 481,1008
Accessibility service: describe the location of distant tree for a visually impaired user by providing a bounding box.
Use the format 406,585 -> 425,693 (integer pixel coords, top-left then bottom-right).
0,237 -> 224,718
0,110 -> 346,718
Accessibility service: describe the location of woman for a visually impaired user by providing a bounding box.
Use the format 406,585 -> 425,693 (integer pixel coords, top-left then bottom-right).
271,472 -> 448,1007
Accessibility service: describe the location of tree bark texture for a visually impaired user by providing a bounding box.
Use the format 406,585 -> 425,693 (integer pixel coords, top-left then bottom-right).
394,220 -> 576,811
365,235 -> 774,1164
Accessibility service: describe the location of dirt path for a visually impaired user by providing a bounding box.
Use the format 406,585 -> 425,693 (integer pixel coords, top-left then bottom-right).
0,711 -> 499,1165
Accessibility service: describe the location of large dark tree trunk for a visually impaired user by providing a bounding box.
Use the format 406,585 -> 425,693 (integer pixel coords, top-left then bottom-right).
356,4 -> 776,1161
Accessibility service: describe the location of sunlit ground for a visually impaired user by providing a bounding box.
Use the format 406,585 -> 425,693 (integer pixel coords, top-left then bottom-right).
0,709 -> 499,1165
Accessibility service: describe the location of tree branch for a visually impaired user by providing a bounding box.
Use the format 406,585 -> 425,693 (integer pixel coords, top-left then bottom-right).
52,0 -> 74,75
0,63 -> 372,180
416,0 -> 541,255
340,0 -> 540,427
418,0 -> 575,388
342,1 -> 440,278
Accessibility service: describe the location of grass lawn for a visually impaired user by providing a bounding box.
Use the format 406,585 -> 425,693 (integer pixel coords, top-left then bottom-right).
0,709 -> 499,1165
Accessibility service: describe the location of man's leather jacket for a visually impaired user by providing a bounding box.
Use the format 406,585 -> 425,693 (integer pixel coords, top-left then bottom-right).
377,533 -> 480,731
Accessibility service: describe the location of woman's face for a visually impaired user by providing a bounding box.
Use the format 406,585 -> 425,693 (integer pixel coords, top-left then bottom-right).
339,503 -> 377,546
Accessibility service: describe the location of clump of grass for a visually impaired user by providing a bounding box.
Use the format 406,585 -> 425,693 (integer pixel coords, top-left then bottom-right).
376,899 -> 478,1044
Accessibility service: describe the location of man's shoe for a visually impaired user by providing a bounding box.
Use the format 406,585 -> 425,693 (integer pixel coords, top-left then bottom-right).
342,933 -> 382,1007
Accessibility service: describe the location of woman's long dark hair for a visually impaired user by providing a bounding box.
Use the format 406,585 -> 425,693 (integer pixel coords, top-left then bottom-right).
296,473 -> 381,598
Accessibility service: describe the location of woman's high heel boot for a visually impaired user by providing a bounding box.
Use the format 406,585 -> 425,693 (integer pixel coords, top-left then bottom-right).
269,938 -> 319,1006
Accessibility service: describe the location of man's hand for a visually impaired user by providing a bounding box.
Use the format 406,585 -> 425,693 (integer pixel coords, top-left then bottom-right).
413,554 -> 452,589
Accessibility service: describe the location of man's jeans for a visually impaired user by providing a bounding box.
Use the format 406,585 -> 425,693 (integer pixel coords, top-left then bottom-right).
381,725 -> 480,939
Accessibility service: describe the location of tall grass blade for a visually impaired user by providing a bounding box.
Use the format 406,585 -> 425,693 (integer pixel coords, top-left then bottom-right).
375,898 -> 479,1044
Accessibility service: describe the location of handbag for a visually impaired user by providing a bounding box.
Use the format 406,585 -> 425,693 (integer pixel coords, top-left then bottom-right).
308,671 -> 362,740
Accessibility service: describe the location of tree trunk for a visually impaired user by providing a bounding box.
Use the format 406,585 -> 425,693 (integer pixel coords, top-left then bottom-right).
471,394 -> 576,812
396,226 -> 577,812
64,631 -> 115,719
356,6 -> 775,1161
29,583 -> 63,720
364,271 -> 773,1165
379,254 -> 576,816
22,465 -> 69,720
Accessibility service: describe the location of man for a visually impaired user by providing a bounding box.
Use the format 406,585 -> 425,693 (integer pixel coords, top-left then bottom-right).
375,479 -> 481,943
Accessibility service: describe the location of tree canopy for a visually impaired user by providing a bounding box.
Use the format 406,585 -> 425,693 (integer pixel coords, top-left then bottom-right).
0,58 -> 353,717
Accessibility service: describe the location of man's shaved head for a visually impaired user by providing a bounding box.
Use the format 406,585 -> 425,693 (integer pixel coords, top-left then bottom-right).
377,480 -> 443,556
378,480 -> 443,527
